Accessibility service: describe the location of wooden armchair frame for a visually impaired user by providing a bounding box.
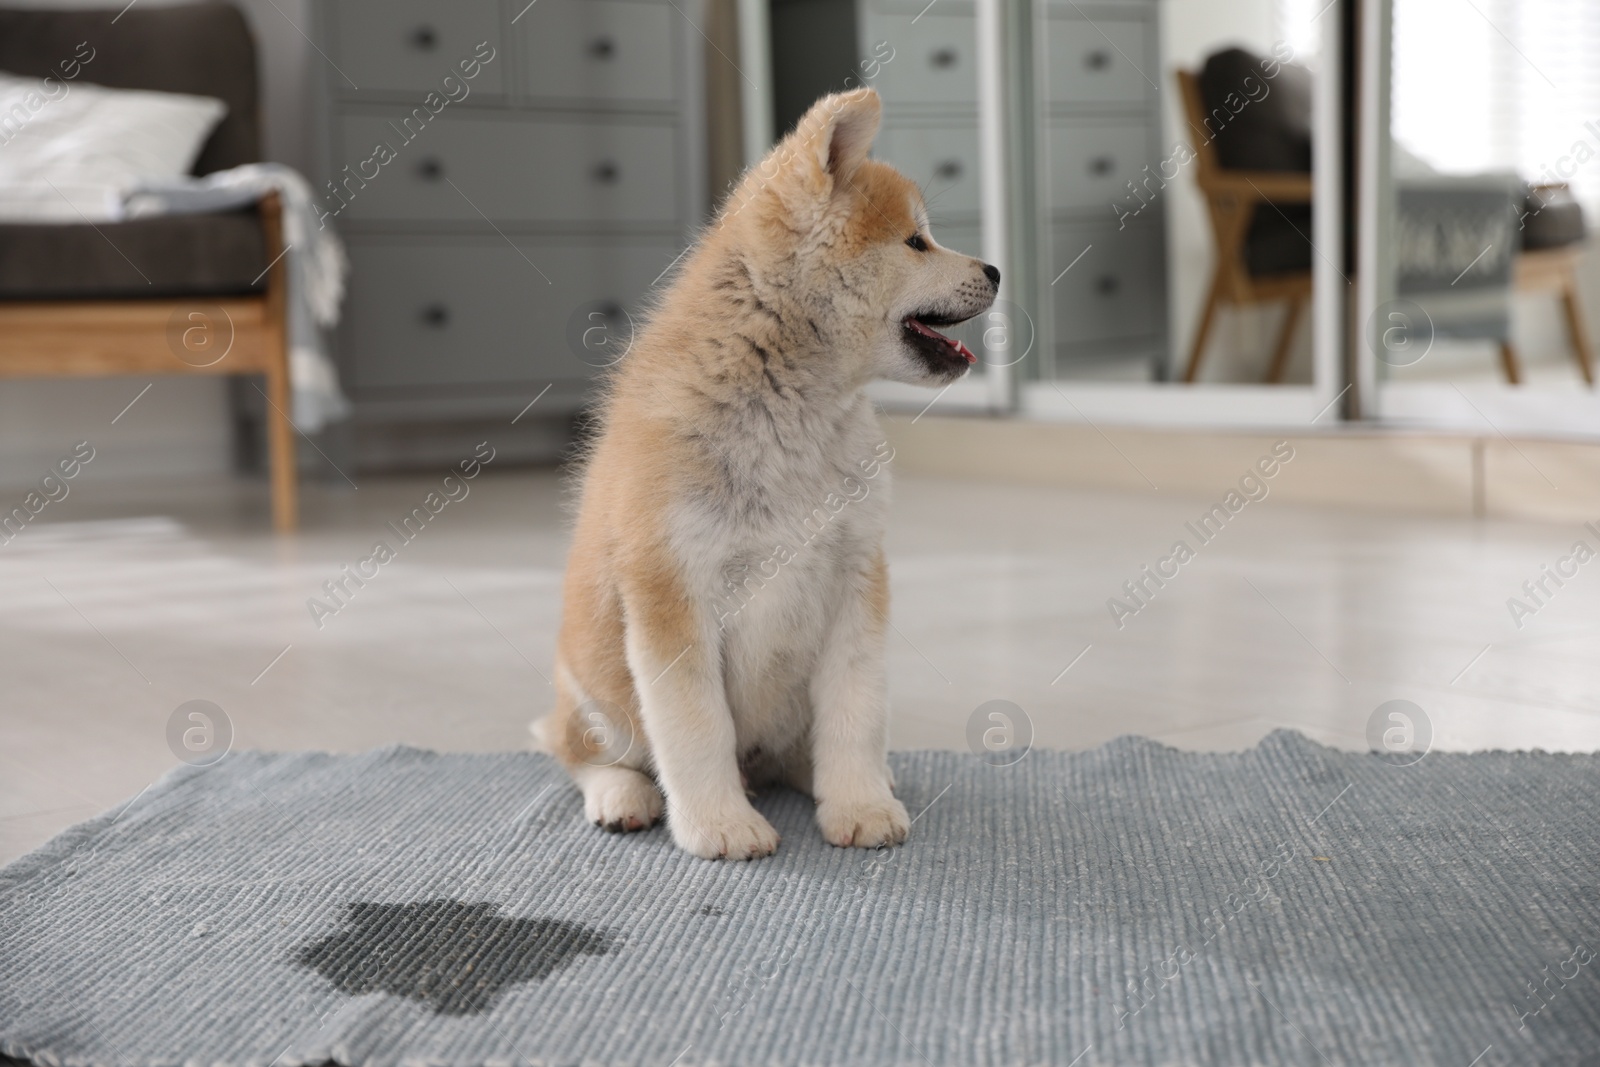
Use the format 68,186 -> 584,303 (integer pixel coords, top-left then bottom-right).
1500,183 -> 1595,387
1176,68 -> 1314,384
0,193 -> 298,531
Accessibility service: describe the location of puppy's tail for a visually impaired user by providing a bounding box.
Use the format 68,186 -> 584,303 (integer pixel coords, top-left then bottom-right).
528,713 -> 556,754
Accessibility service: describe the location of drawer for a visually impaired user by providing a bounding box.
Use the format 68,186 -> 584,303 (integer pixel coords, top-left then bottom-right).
931,222 -> 982,259
332,1 -> 504,96
858,12 -> 977,107
515,0 -> 676,103
1048,223 -> 1161,344
1044,18 -> 1149,105
876,123 -> 981,217
333,113 -> 678,225
863,0 -> 974,11
341,238 -> 681,390
1045,120 -> 1152,211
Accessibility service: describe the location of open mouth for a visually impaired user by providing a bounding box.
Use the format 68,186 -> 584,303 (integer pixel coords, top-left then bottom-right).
902,312 -> 978,370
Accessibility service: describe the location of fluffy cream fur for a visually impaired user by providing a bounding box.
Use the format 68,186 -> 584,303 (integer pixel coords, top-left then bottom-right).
532,89 -> 998,859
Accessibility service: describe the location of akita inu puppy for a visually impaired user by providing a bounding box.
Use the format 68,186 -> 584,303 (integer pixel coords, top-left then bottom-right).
533,88 -> 999,859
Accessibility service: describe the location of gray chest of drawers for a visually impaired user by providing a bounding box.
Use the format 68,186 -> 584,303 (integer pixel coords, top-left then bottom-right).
311,0 -> 705,439
858,0 -> 1167,379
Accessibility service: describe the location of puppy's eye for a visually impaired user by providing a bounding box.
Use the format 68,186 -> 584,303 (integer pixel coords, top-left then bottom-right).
905,233 -> 929,252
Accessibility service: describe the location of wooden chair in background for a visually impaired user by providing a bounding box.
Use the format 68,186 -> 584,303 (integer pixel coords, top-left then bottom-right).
0,2 -> 298,531
1176,68 -> 1313,385
0,194 -> 298,531
1501,182 -> 1596,386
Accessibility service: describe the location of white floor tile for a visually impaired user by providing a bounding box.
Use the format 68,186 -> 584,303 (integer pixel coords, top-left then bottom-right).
1,466 -> 1595,863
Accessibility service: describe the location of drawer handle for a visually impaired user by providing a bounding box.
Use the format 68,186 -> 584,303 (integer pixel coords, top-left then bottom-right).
593,161 -> 620,184
409,25 -> 438,51
930,47 -> 958,69
1089,155 -> 1115,176
416,157 -> 445,181
1095,275 -> 1120,296
1085,49 -> 1111,71
421,304 -> 450,327
934,159 -> 963,181
589,36 -> 616,59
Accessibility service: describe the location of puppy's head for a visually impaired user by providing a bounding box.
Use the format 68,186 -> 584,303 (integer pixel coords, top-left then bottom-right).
729,88 -> 1000,386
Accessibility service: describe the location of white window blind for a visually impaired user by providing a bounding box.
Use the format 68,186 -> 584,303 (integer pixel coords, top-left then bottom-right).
1272,0 -> 1324,69
1392,0 -> 1600,207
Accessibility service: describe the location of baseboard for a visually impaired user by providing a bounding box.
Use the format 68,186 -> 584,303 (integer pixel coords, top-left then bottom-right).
881,414 -> 1600,523
350,414 -> 576,473
0,377 -> 232,493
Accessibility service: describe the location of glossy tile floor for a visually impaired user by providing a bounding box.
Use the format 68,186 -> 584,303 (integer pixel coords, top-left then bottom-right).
2,466 -> 1597,863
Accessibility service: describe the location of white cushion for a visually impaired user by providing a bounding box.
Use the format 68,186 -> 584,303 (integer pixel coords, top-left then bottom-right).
0,70 -> 226,221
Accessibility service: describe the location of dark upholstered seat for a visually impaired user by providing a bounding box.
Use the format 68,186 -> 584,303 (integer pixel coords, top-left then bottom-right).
0,1 -> 304,532
0,209 -> 268,299
0,2 -> 267,299
1199,48 -> 1314,278
1242,203 -> 1313,277
1523,194 -> 1586,251
1176,52 -> 1316,383
1196,46 -> 1586,274
1198,48 -> 1313,174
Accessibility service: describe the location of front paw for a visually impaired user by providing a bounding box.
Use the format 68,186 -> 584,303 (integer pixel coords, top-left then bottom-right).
670,800 -> 780,860
583,768 -> 664,833
816,795 -> 910,849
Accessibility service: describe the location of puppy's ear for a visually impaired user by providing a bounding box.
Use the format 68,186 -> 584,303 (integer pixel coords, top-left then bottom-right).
763,88 -> 881,200
728,88 -> 881,227
804,87 -> 881,188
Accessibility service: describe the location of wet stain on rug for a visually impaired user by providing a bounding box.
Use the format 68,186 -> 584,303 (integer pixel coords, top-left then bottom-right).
295,900 -> 613,1015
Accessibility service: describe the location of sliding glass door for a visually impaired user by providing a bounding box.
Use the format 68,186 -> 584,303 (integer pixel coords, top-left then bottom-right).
750,0 -> 1356,427
1013,0 -> 1349,428
1357,0 -> 1600,435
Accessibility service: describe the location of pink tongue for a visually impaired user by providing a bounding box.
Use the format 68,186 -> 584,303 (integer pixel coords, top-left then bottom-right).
907,318 -> 977,364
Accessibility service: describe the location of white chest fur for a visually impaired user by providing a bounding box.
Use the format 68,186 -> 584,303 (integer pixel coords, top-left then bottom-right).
668,396 -> 892,748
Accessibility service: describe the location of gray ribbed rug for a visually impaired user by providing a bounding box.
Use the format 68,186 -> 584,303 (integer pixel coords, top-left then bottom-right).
2,733 -> 1597,1067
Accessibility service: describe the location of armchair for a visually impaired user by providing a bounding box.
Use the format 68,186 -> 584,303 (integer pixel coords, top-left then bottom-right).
1176,57 -> 1314,385
0,2 -> 298,531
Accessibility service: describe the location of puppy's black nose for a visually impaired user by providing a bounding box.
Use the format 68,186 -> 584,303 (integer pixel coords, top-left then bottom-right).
982,263 -> 1001,286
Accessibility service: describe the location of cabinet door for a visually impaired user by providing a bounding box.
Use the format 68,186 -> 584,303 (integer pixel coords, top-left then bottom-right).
1045,120 -> 1153,213
515,0 -> 676,104
1048,222 -> 1162,345
332,1 -> 504,96
877,123 -> 983,218
858,12 -> 978,108
332,114 -> 679,226
340,238 -> 681,391
1044,18 -> 1150,105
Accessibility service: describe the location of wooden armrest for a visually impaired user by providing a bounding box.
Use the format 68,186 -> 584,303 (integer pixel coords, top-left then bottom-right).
256,189 -> 283,233
256,190 -> 287,290
1200,171 -> 1314,201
